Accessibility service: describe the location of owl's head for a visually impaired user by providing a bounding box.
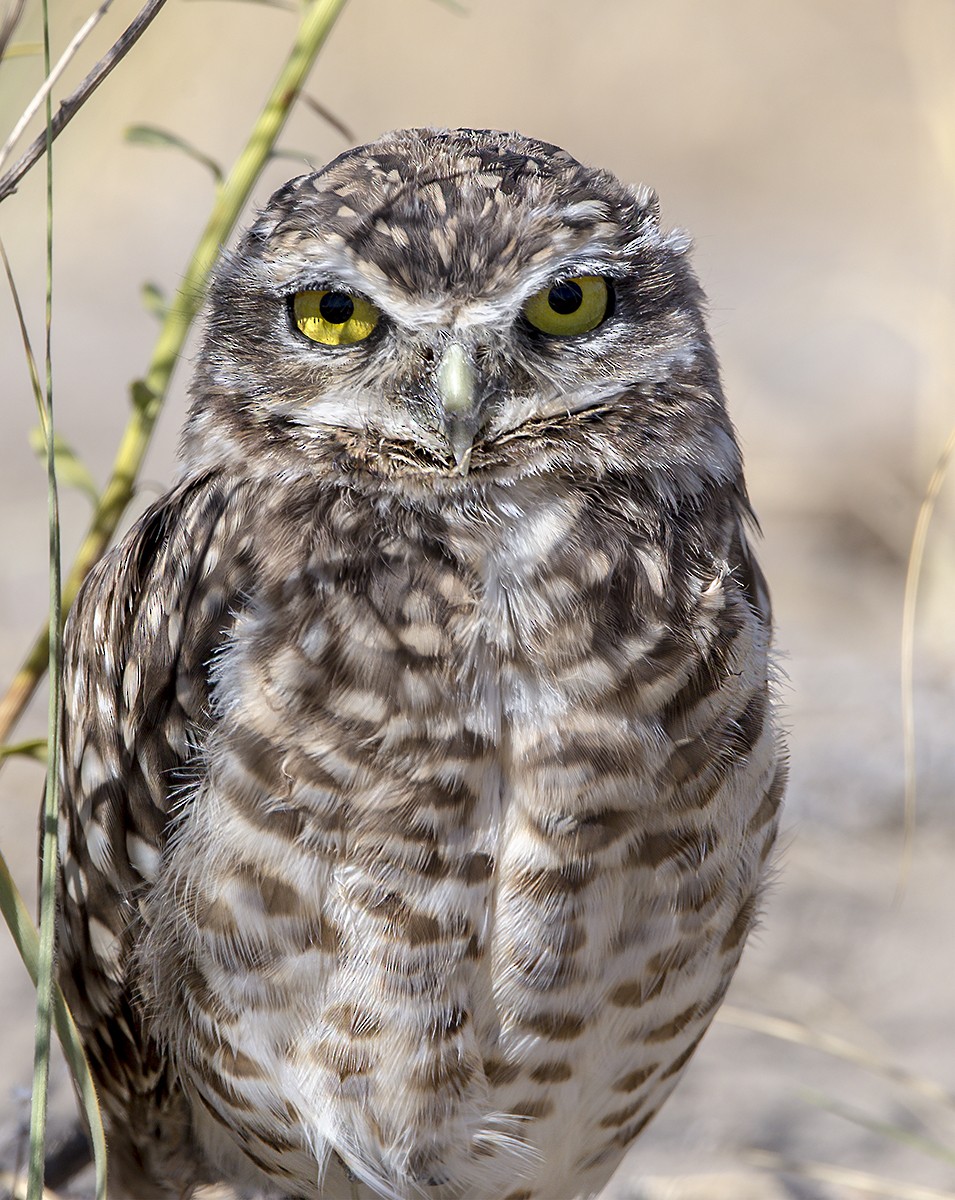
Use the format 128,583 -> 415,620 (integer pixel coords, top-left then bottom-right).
184,128 -> 740,502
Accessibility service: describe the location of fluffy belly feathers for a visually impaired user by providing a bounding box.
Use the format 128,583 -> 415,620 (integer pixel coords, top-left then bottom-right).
138,524 -> 780,1200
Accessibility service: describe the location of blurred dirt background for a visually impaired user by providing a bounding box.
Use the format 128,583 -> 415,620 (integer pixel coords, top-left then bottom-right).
1,1 -> 954,1197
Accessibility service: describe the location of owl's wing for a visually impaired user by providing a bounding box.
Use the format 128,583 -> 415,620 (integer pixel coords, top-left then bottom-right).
728,490 -> 772,627
56,471 -> 254,1189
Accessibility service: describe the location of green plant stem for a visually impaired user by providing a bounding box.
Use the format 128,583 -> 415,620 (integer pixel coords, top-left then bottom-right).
0,0 -> 349,750
26,0 -> 59,1191
0,848 -> 106,1198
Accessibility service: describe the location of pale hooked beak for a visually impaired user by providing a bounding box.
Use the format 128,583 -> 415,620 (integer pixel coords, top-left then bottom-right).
437,341 -> 479,474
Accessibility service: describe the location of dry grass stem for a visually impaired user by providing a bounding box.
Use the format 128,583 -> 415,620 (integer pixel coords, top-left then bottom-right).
748,1151 -> 955,1200
899,423 -> 955,894
718,1005 -> 955,1109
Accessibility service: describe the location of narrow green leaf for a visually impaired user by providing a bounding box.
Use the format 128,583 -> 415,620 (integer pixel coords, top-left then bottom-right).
141,280 -> 168,320
125,124 -> 224,183
300,93 -> 355,142
130,377 -> 159,417
3,41 -> 43,58
0,236 -> 45,432
28,428 -> 99,505
0,738 -> 47,762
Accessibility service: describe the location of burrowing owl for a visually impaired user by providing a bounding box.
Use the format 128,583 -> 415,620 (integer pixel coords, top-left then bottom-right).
56,128 -> 784,1200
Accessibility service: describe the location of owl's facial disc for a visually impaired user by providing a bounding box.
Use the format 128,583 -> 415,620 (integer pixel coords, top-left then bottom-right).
285,268 -> 620,474
188,128 -> 721,485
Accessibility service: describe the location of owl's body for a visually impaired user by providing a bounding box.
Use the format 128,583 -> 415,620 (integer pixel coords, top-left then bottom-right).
56,129 -> 783,1200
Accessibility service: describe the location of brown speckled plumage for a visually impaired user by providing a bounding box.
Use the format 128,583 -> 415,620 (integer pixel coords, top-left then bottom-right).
56,127 -> 784,1199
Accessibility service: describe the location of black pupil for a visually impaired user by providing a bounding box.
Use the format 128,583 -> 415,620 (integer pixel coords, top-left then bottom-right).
319,291 -> 354,324
548,281 -> 583,315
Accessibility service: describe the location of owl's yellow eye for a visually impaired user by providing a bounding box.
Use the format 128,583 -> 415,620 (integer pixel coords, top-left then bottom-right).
292,289 -> 379,346
523,275 -> 611,337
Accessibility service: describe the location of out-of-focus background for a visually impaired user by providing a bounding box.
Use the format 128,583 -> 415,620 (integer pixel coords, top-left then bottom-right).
1,1 -> 954,1196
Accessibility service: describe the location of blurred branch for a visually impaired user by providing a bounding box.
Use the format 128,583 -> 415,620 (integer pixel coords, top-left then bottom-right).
0,0 -> 169,203
0,0 -> 349,748
124,123 -> 224,183
0,0 -> 115,177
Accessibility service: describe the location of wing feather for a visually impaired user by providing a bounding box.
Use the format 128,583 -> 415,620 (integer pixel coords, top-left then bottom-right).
55,471 -> 255,1194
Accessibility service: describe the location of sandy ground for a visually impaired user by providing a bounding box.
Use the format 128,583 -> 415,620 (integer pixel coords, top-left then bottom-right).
1,1 -> 954,1197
